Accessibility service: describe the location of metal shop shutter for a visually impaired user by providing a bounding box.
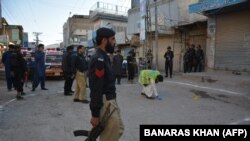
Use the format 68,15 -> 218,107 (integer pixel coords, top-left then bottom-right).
215,10 -> 250,71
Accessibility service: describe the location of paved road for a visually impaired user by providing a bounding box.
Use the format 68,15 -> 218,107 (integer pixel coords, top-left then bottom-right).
0,75 -> 250,141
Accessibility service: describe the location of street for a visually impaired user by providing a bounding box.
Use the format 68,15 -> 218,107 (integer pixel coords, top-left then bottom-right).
0,74 -> 250,141
1,0 -> 250,140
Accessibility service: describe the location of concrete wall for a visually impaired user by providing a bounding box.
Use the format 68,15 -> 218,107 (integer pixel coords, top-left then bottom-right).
127,7 -> 140,35
206,17 -> 216,69
178,0 -> 207,25
135,35 -> 182,72
127,0 -> 207,35
127,0 -> 208,72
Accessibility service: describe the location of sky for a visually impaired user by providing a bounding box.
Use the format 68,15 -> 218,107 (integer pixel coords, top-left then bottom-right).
2,0 -> 131,46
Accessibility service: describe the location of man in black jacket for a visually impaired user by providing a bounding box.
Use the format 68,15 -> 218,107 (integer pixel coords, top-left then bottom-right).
72,45 -> 89,103
88,27 -> 124,141
164,46 -> 174,78
112,49 -> 123,85
127,51 -> 135,83
62,45 -> 74,96
10,45 -> 27,100
195,45 -> 204,72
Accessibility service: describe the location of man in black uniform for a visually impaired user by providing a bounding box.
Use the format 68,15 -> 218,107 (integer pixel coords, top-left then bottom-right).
62,45 -> 74,96
127,51 -> 135,83
189,44 -> 196,72
10,45 -> 27,100
88,27 -> 124,141
183,48 -> 190,73
72,45 -> 89,103
164,46 -> 174,78
112,49 -> 123,85
195,45 -> 204,72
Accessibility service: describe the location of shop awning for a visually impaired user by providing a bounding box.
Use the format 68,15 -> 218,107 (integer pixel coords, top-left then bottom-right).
189,0 -> 247,13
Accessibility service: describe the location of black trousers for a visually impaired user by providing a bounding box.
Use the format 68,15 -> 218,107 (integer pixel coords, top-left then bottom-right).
14,71 -> 24,92
64,73 -> 74,94
184,61 -> 189,73
127,66 -> 135,80
165,61 -> 173,77
115,75 -> 122,84
32,73 -> 45,89
6,75 -> 15,90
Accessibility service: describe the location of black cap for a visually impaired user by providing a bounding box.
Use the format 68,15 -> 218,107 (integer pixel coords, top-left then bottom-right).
96,27 -> 115,38
38,44 -> 44,48
167,46 -> 171,49
66,45 -> 73,51
8,44 -> 15,49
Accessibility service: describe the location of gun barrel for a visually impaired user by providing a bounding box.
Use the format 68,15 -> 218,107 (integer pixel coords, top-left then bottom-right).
73,130 -> 89,137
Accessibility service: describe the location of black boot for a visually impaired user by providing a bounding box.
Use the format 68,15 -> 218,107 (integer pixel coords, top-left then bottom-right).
16,93 -> 24,100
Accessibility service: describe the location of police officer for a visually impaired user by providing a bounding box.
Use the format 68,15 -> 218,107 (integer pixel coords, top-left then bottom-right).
164,46 -> 174,78
195,45 -> 204,72
146,49 -> 153,69
127,51 -> 136,83
189,44 -> 196,72
62,45 -> 74,95
183,48 -> 190,73
2,44 -> 15,91
88,27 -> 124,141
10,45 -> 27,99
32,44 -> 48,91
72,45 -> 89,103
112,49 -> 123,85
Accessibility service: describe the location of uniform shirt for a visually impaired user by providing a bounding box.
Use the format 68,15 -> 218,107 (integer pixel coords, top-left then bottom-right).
88,48 -> 116,117
62,52 -> 74,74
139,70 -> 160,85
2,51 -> 11,75
73,53 -> 88,73
196,48 -> 204,60
10,51 -> 26,73
34,50 -> 45,77
164,50 -> 174,62
112,54 -> 123,75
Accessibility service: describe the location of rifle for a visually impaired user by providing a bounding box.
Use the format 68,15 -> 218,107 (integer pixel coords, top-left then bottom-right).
74,103 -> 116,141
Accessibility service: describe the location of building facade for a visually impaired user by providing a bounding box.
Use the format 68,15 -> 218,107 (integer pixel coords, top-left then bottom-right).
127,0 -> 207,72
63,2 -> 129,51
0,18 -> 24,46
63,15 -> 92,48
88,2 -> 129,50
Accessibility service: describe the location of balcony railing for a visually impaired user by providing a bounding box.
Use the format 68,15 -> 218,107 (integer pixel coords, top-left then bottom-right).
90,2 -> 129,16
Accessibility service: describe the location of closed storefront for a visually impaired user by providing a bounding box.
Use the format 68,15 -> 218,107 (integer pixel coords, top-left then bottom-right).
215,9 -> 250,71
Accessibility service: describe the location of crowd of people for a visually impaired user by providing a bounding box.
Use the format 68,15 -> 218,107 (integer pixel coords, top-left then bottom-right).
0,26 -> 206,141
1,44 -> 48,99
183,44 -> 204,73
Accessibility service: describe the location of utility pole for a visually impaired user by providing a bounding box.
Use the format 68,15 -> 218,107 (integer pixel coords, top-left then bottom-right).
145,0 -> 153,69
3,22 -> 7,46
33,32 -> 42,47
154,0 -> 158,70
68,12 -> 71,47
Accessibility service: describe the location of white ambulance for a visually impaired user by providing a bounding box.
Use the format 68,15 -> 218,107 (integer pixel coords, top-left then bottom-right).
45,50 -> 63,77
